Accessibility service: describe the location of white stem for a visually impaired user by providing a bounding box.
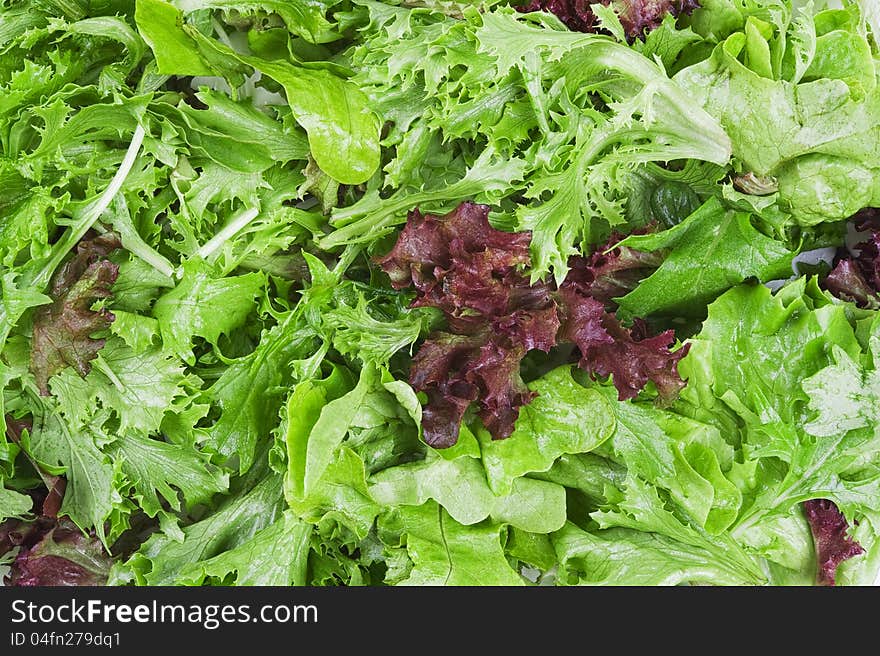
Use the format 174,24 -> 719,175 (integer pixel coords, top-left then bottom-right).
211,17 -> 235,50
87,124 -> 146,229
31,123 -> 146,288
130,242 -> 176,279
195,207 -> 260,263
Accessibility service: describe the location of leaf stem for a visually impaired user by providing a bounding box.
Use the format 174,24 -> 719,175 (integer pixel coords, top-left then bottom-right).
35,124 -> 148,292
195,207 -> 261,264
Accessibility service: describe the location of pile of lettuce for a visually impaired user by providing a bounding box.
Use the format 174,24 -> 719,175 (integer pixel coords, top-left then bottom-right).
1,0 -> 879,587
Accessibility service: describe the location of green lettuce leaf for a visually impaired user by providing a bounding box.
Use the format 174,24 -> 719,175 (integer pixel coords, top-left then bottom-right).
134,0 -> 380,184
802,340 -> 880,438
207,314 -> 315,473
109,431 -> 228,518
681,279 -> 861,429
554,521 -> 761,586
0,486 -> 32,521
51,338 -> 188,435
616,196 -> 796,319
282,364 -> 419,543
587,472 -> 764,583
172,0 -> 337,44
179,511 -> 312,586
117,469 -> 286,585
595,384 -> 741,535
153,260 -> 264,363
368,447 -> 567,533
675,6 -> 880,225
379,502 -> 524,586
477,366 -> 616,494
25,403 -> 118,544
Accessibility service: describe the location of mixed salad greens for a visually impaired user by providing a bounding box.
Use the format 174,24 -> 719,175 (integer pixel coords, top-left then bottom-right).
1,0 -> 879,587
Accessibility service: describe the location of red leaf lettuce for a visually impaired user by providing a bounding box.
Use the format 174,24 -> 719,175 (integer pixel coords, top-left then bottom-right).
824,209 -> 880,309
517,0 -> 701,39
803,499 -> 865,586
379,202 -> 686,447
30,234 -> 121,395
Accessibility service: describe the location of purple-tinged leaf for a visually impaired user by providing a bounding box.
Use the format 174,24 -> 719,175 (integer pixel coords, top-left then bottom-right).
614,0 -> 701,37
377,202 -> 530,294
6,517 -> 111,587
411,330 -> 534,446
803,499 -> 865,586
824,208 -> 880,308
562,231 -> 663,307
30,234 -> 121,394
558,287 -> 689,403
824,259 -> 880,309
386,202 -> 686,446
517,0 -> 599,32
517,0 -> 700,38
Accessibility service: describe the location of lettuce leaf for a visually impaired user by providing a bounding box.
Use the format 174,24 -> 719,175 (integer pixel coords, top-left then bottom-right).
116,468 -> 286,585
803,499 -> 865,586
616,196 -> 796,318
379,502 -> 524,586
135,0 -> 380,184
30,235 -> 121,394
0,487 -> 32,522
675,5 -> 880,225
4,518 -> 112,587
